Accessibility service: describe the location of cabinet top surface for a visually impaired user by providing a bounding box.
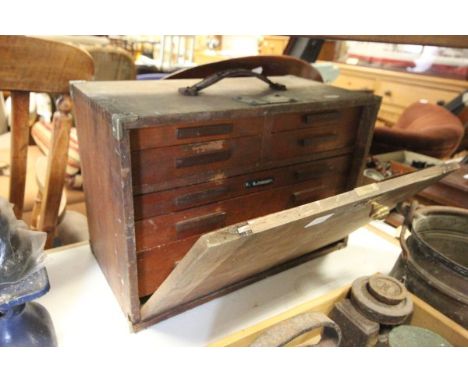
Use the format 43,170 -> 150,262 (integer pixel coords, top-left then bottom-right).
71,75 -> 378,125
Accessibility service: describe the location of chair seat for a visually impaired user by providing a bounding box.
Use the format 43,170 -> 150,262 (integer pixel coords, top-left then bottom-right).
371,102 -> 465,159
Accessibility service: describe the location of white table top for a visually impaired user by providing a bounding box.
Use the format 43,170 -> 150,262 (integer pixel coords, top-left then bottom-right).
37,224 -> 401,347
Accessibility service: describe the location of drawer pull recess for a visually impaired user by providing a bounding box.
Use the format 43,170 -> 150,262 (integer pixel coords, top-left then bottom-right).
294,165 -> 333,181
303,111 -> 340,125
174,187 -> 230,208
175,211 -> 227,239
298,133 -> 337,146
177,124 -> 233,139
292,185 -> 325,204
176,149 -> 232,168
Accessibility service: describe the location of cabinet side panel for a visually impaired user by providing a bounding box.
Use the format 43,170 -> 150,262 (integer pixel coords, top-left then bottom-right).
346,98 -> 381,188
72,87 -> 140,323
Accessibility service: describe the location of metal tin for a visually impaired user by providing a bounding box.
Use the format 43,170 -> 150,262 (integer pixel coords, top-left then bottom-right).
391,206 -> 468,327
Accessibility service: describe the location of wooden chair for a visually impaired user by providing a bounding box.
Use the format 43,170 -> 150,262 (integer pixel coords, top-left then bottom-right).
164,55 -> 323,82
40,36 -> 136,81
0,36 -> 94,247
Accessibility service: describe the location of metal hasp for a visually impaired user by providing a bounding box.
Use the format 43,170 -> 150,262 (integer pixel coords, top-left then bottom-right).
369,201 -> 390,220
179,68 -> 287,96
235,94 -> 298,106
0,268 -> 57,346
391,205 -> 468,327
249,312 -> 342,347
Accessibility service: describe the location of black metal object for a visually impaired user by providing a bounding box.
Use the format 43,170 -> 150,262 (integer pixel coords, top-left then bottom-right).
283,37 -> 325,63
178,69 -> 287,96
444,90 -> 468,116
0,268 -> 57,346
0,198 -> 57,347
391,205 -> 468,327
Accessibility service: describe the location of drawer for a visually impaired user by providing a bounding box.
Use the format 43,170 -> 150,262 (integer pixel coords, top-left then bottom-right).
130,117 -> 264,150
376,80 -> 458,109
137,237 -> 198,297
133,155 -> 352,219
266,117 -> 360,162
132,135 -> 262,193
135,175 -> 347,252
271,107 -> 360,133
135,177 -> 346,296
333,74 -> 375,92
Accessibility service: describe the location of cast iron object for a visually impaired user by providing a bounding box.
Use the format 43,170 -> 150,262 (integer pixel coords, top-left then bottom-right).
350,275 -> 413,325
375,325 -> 393,347
328,299 -> 380,347
249,312 -> 341,347
391,205 -> 468,327
368,273 -> 407,305
388,325 -> 452,347
179,68 -> 287,96
0,268 -> 57,347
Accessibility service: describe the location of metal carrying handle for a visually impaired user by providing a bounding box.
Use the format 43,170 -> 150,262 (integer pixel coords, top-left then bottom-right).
399,201 -> 418,261
178,69 -> 287,96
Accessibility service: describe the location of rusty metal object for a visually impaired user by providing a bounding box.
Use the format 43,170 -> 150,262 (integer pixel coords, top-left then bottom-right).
350,275 -> 413,325
375,325 -> 393,347
388,325 -> 452,347
391,206 -> 468,327
249,312 -> 341,347
368,273 -> 407,305
328,299 -> 379,346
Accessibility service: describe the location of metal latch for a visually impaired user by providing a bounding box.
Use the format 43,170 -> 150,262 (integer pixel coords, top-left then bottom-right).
369,201 -> 390,220
235,94 -> 298,106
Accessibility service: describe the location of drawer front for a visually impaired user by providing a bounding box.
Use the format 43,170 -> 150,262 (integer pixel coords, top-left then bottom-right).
137,237 -> 199,297
135,177 -> 346,296
376,80 -> 458,109
271,107 -> 360,133
267,113 -> 360,162
130,117 -> 264,150
333,74 -> 376,92
132,136 -> 262,193
135,175 -> 347,252
133,155 -> 351,219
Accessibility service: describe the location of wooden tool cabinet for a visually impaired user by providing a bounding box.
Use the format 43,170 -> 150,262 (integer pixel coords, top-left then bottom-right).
71,75 -> 381,329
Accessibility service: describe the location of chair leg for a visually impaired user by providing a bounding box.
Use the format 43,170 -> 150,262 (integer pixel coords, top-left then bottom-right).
37,96 -> 72,248
31,189 -> 43,230
9,91 -> 30,218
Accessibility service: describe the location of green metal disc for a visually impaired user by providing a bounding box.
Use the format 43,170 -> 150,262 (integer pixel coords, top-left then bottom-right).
388,325 -> 452,347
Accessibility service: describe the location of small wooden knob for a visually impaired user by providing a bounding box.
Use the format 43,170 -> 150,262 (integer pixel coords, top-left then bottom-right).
56,95 -> 73,114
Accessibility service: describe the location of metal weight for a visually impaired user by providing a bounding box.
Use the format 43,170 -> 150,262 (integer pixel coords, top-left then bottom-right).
350,275 -> 413,325
249,312 -> 342,347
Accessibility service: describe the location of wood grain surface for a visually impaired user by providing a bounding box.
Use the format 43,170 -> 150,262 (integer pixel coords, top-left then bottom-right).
0,35 -> 94,93
9,91 -> 30,217
141,163 -> 459,321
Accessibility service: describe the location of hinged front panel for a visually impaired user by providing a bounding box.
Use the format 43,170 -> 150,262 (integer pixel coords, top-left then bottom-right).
141,162 -> 459,321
